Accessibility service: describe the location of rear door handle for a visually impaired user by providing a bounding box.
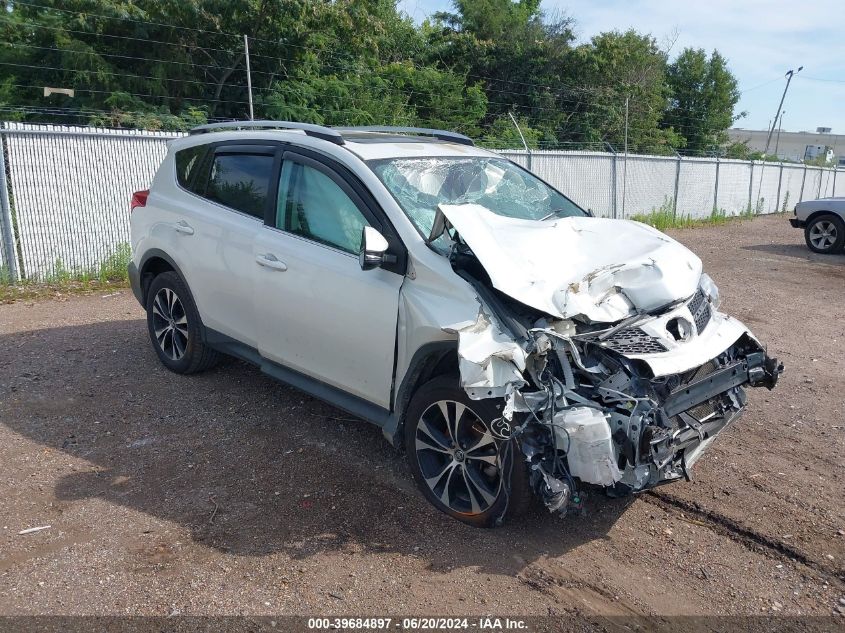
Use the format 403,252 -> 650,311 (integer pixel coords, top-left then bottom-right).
174,220 -> 194,235
255,253 -> 288,271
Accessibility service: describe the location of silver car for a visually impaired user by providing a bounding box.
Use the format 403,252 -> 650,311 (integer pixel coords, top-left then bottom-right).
128,122 -> 782,527
790,197 -> 845,253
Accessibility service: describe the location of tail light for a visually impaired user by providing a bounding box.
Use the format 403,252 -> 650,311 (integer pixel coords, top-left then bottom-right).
130,189 -> 149,213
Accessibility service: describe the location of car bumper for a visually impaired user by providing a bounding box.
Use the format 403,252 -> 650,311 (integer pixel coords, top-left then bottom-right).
128,261 -> 143,306
789,218 -> 805,228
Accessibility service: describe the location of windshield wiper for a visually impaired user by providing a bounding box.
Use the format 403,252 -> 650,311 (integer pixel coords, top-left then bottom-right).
540,209 -> 566,221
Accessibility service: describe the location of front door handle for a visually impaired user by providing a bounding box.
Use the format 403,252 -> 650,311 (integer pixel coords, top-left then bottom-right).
174,220 -> 194,235
255,253 -> 288,271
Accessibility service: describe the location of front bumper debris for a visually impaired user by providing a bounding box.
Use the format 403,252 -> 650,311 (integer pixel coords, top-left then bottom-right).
447,278 -> 784,518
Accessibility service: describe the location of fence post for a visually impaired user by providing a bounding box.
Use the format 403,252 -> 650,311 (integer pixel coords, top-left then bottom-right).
817,167 -> 823,198
834,166 -> 838,197
713,155 -> 720,213
775,162 -> 784,213
673,154 -> 681,219
799,164 -> 807,201
0,131 -> 19,282
610,150 -> 618,219
747,161 -> 754,214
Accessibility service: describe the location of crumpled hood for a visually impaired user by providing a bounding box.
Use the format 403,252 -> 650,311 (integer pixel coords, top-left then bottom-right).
440,203 -> 703,323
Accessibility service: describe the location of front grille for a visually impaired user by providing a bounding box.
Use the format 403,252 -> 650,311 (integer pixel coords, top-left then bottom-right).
683,359 -> 718,385
688,288 -> 712,334
687,398 -> 720,421
602,327 -> 668,355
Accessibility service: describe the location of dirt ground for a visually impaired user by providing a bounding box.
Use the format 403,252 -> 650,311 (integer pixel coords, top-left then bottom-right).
0,214 -> 843,625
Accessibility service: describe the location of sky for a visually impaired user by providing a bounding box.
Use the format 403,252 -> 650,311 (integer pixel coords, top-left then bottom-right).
397,0 -> 845,134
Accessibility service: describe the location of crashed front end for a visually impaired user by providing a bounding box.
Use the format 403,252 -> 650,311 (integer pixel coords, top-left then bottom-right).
440,206 -> 783,515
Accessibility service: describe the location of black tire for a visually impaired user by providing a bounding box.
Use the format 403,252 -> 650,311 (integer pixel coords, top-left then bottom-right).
145,271 -> 220,374
404,375 -> 532,527
804,213 -> 845,254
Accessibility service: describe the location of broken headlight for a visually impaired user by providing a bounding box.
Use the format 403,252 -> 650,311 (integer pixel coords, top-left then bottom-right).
698,273 -> 720,310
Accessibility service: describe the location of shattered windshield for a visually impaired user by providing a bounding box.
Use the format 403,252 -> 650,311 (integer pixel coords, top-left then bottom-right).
370,157 -> 587,240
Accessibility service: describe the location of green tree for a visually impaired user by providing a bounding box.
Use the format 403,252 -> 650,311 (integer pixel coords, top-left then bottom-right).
424,0 -> 575,143
664,48 -> 742,154
0,0 -> 745,149
568,30 -> 682,154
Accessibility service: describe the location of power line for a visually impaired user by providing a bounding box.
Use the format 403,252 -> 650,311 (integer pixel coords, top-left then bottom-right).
0,6 -> 621,101
0,15 -> 611,106
739,75 -> 786,94
0,23 -> 751,143
798,75 -> 845,84
7,83 -> 255,108
5,7 -> 772,124
2,42 -> 234,73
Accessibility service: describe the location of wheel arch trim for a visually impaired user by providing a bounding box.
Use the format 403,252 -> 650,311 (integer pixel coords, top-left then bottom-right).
382,341 -> 459,448
137,249 -> 209,343
805,209 -> 843,226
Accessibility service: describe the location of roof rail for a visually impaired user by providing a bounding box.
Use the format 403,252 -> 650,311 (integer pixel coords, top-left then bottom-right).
188,120 -> 344,145
338,126 -> 474,146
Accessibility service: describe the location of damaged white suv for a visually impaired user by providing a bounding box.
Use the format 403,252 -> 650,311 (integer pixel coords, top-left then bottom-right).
129,122 -> 782,527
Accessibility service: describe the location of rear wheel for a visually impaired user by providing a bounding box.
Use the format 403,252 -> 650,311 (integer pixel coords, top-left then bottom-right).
404,376 -> 531,527
145,271 -> 219,374
804,213 -> 845,253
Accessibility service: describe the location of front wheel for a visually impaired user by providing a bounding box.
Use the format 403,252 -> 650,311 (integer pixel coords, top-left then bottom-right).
804,213 -> 845,254
404,376 -> 532,527
145,271 -> 219,374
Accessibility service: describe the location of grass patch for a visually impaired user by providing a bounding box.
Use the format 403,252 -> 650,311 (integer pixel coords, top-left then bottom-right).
0,278 -> 129,304
0,242 -> 133,303
1,242 -> 132,285
631,197 -> 763,231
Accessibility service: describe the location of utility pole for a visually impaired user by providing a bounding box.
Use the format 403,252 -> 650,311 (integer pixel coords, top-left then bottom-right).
622,96 -> 629,218
773,110 -> 785,158
244,34 -> 254,121
764,67 -> 802,155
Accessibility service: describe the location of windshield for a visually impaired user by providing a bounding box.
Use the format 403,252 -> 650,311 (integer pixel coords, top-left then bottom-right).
370,156 -> 587,240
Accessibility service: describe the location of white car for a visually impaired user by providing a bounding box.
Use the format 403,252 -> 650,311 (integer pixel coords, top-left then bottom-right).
790,197 -> 845,253
128,122 -> 782,527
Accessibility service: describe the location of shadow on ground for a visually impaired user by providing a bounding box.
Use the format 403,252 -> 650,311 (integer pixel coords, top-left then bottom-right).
1,319 -> 633,578
742,242 -> 845,265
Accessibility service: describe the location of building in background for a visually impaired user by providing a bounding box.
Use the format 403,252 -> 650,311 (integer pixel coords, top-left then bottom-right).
727,127 -> 842,163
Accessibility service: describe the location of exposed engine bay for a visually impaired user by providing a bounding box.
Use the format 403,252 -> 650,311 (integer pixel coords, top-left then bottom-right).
434,203 -> 784,517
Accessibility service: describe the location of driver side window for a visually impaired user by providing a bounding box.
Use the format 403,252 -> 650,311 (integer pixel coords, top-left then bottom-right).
276,161 -> 368,254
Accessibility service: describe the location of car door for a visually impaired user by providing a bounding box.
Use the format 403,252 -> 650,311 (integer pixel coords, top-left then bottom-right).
177,142 -> 280,348
252,150 -> 404,409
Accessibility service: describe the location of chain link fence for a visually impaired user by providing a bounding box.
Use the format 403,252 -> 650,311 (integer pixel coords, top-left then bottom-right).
0,122 -> 181,283
0,123 -> 839,282
500,149 -> 839,220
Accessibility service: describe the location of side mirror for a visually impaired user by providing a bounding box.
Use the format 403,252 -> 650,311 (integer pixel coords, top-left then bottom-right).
359,226 -> 390,271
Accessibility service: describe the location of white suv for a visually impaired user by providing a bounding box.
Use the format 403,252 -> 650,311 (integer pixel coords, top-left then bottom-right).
129,122 -> 782,527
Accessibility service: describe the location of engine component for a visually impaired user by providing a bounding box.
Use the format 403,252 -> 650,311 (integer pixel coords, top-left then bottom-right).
553,407 -> 622,487
531,467 -> 572,515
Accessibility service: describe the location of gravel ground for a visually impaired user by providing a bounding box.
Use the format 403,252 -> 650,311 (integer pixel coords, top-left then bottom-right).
0,214 -> 843,623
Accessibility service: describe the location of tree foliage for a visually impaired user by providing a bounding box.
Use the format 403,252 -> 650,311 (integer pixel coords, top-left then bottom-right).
664,48 -> 743,153
0,0 -> 742,153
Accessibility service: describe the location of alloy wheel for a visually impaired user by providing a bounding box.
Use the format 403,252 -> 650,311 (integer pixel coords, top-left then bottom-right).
414,400 -> 502,515
151,287 -> 189,361
809,220 -> 838,250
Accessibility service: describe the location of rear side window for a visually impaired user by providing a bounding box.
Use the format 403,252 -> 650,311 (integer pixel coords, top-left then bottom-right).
205,153 -> 274,219
174,145 -> 206,191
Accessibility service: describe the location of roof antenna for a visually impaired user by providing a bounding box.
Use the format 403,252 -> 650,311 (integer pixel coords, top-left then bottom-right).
508,112 -> 529,152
